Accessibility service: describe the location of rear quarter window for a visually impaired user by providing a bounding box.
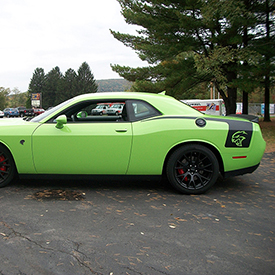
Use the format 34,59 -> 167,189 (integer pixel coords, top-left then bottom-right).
129,100 -> 161,121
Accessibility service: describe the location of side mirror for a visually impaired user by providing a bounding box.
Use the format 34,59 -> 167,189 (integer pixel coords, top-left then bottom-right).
55,115 -> 67,129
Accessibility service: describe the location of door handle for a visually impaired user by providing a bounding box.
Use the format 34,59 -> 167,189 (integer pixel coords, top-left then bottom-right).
115,129 -> 128,132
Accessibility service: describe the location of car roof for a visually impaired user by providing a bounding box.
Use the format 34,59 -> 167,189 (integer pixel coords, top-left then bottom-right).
35,92 -> 202,123
72,92 -> 165,100
71,92 -> 201,116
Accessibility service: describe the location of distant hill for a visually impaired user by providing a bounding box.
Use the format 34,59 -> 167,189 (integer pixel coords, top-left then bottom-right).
96,79 -> 132,93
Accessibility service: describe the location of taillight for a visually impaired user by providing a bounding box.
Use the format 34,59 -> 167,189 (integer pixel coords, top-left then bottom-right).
232,156 -> 247,159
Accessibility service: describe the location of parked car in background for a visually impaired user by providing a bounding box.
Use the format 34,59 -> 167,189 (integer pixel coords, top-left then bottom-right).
0,110 -> 4,118
3,108 -> 19,117
106,103 -> 125,116
17,107 -> 34,117
33,108 -> 45,116
91,104 -> 110,115
14,108 -> 19,116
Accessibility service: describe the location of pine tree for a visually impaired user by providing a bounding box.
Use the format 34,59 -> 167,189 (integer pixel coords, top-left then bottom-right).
77,62 -> 98,95
252,0 -> 275,121
43,66 -> 63,109
28,68 -> 46,108
57,68 -> 78,104
28,62 -> 98,109
111,0 -> 265,115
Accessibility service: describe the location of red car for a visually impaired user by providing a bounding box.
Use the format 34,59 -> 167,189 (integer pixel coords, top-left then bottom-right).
33,108 -> 45,116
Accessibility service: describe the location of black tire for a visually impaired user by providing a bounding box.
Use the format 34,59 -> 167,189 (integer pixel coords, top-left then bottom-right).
166,144 -> 219,194
0,145 -> 16,187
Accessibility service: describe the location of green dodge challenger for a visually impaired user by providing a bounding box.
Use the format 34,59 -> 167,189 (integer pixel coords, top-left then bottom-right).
0,92 -> 266,194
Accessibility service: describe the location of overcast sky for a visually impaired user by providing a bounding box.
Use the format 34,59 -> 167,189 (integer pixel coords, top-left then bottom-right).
0,0 -> 146,92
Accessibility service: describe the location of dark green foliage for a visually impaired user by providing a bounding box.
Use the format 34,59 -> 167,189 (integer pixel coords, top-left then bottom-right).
57,68 -> 78,103
253,0 -> 275,121
77,62 -> 98,95
28,62 -> 98,109
43,66 -> 63,108
111,0 -> 275,115
28,68 -> 46,94
27,68 -> 46,108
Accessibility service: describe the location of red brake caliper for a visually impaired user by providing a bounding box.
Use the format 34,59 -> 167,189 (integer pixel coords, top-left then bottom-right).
0,155 -> 6,173
178,169 -> 188,181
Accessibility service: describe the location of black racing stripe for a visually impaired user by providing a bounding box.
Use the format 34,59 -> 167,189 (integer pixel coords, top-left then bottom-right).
145,116 -> 197,122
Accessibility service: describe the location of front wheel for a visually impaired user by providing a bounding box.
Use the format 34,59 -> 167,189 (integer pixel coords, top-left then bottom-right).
0,145 -> 16,187
166,144 -> 219,194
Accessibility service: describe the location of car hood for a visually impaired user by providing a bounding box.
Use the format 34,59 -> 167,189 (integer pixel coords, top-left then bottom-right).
0,118 -> 37,126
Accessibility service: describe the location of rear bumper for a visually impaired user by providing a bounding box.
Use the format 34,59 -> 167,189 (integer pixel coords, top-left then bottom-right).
224,163 -> 260,178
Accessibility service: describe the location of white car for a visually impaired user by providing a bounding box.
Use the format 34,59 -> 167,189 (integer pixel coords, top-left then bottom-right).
91,104 -> 109,115
0,110 -> 4,118
106,103 -> 125,116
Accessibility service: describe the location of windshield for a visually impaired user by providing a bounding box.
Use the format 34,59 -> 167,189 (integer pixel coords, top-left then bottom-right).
30,98 -> 74,122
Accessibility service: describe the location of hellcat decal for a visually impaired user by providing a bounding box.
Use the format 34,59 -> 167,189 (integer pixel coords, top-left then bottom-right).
231,131 -> 247,147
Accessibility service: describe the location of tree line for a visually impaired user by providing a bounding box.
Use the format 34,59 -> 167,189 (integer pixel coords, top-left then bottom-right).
111,0 -> 275,120
0,87 -> 28,110
0,75 -> 132,110
27,62 -> 98,109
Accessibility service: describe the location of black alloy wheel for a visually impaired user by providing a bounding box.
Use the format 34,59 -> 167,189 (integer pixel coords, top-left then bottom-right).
0,145 -> 16,187
166,144 -> 219,194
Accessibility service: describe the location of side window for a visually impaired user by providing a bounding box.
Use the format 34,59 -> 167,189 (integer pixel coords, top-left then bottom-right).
49,100 -> 126,123
130,100 -> 161,121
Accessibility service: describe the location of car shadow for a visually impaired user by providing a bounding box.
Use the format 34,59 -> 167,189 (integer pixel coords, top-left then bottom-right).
11,177 -> 177,194
7,170 -> 264,197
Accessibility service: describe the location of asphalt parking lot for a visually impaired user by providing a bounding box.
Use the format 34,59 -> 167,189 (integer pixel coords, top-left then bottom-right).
0,153 -> 274,275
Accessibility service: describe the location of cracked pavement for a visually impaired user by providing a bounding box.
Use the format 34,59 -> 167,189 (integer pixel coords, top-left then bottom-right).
0,152 -> 274,274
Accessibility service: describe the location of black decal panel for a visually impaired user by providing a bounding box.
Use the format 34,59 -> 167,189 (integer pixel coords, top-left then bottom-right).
205,117 -> 253,148
225,121 -> 253,148
147,116 -> 253,148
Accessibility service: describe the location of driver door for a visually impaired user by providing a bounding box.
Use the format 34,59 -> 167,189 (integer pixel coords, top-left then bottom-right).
32,101 -> 132,175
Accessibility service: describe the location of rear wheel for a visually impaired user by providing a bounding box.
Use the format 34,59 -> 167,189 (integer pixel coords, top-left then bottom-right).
0,145 -> 16,187
166,144 -> 219,194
